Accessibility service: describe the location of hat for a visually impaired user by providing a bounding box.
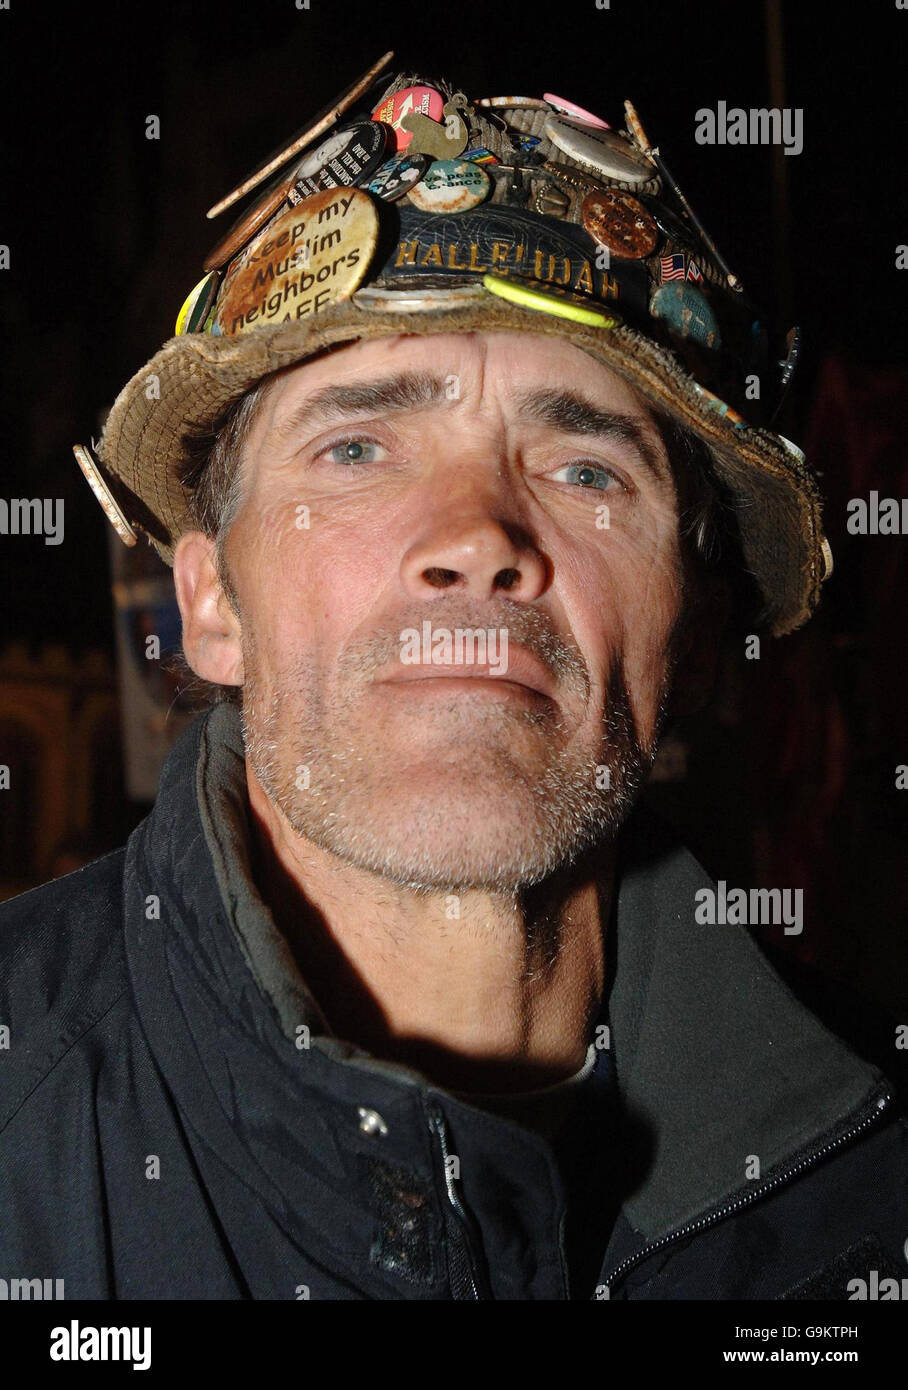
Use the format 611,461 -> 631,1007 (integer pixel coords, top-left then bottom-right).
80,56 -> 832,636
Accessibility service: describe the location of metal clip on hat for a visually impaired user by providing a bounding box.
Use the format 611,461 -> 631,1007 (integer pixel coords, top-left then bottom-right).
82,52 -> 831,636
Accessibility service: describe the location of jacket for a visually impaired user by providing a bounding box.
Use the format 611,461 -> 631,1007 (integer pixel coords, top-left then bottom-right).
1,702 -> 905,1299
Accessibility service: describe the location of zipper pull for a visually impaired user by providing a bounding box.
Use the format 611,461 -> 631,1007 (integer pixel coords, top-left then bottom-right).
426,1099 -> 490,1300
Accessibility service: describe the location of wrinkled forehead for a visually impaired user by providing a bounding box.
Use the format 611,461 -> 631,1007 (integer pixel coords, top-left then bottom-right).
267,328 -> 649,398
252,329 -> 663,441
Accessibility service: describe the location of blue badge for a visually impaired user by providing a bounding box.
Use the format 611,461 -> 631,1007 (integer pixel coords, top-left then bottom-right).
366,152 -> 431,202
650,282 -> 721,349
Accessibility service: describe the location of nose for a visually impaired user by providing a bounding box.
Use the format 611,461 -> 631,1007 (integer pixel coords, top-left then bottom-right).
400,496 -> 550,603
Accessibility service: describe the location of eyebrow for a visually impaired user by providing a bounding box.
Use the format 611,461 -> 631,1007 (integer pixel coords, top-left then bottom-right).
515,388 -> 669,485
269,372 -> 670,484
268,372 -> 446,447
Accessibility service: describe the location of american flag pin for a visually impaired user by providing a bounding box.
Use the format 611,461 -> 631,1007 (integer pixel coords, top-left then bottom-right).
660,253 -> 686,282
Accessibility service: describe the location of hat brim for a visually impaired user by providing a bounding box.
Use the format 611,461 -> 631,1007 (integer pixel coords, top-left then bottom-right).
96,295 -> 828,636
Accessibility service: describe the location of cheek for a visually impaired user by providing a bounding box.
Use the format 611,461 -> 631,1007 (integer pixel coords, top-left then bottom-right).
559,511 -> 684,709
236,496 -> 403,667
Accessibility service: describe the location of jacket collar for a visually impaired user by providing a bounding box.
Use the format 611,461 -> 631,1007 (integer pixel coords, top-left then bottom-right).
606,808 -> 885,1241
127,702 -> 885,1251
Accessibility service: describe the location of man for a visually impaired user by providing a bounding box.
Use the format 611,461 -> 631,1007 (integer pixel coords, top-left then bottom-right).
1,62 -> 905,1300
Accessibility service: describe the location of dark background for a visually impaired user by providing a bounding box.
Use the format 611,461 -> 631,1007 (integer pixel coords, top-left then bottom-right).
0,2 -> 906,1036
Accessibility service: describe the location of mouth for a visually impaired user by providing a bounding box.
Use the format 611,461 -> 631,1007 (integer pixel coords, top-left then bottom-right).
376,649 -> 558,706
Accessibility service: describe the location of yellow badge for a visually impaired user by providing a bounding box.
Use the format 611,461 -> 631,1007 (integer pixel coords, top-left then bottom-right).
174,272 -> 219,335
481,273 -> 621,329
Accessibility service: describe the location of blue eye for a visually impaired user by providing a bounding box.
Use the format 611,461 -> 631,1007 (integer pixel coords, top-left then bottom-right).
552,463 -> 622,491
325,438 -> 382,465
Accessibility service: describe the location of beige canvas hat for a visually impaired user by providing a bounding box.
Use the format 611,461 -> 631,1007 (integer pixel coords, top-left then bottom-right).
78,58 -> 833,637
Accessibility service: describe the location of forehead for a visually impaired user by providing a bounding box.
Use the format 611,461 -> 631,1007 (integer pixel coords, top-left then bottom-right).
257,331 -> 654,424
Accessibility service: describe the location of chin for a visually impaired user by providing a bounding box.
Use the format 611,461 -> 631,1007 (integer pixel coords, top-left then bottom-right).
317,825 -> 584,895
246,690 -> 648,892
284,774 -> 622,895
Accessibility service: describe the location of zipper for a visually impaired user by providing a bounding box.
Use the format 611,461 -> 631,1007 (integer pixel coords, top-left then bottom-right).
426,1099 -> 489,1300
597,1086 -> 893,1298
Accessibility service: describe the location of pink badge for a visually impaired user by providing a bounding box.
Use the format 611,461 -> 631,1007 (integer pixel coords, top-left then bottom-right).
543,94 -> 610,129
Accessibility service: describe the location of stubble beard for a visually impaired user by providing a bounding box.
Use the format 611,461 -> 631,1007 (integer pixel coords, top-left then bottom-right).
240,603 -> 670,896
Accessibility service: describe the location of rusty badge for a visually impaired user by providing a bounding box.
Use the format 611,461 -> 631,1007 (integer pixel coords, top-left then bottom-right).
211,188 -> 379,337
581,189 -> 659,259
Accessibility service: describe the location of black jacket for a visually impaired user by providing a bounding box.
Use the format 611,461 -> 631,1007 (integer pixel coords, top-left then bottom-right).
0,704 -> 905,1300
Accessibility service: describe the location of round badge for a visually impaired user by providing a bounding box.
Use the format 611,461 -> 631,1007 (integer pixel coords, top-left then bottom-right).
543,116 -> 654,184
406,159 -> 491,214
72,445 -> 137,546
543,94 -> 609,129
650,283 -> 721,349
778,433 -> 805,464
175,271 -> 220,334
212,188 -> 379,337
366,152 -> 431,202
371,84 -> 445,151
289,121 -> 389,200
581,189 -> 659,260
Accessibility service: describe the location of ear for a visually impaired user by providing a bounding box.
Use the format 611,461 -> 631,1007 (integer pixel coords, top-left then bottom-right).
667,577 -> 731,718
173,531 -> 244,688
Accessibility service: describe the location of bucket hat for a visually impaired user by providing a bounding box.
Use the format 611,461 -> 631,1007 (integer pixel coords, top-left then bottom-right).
76,54 -> 832,636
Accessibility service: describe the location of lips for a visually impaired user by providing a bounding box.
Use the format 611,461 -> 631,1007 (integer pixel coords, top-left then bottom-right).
378,645 -> 558,702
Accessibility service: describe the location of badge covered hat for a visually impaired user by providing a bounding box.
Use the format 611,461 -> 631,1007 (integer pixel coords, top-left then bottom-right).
79,52 -> 832,636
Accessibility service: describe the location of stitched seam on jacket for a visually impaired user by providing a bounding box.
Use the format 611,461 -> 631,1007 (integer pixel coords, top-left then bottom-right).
0,988 -> 130,1133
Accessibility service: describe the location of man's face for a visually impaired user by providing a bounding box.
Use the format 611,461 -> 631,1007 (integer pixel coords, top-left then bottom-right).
215,331 -> 687,892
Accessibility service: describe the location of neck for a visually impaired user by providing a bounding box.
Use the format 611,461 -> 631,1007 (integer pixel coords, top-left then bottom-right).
245,764 -> 614,1096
